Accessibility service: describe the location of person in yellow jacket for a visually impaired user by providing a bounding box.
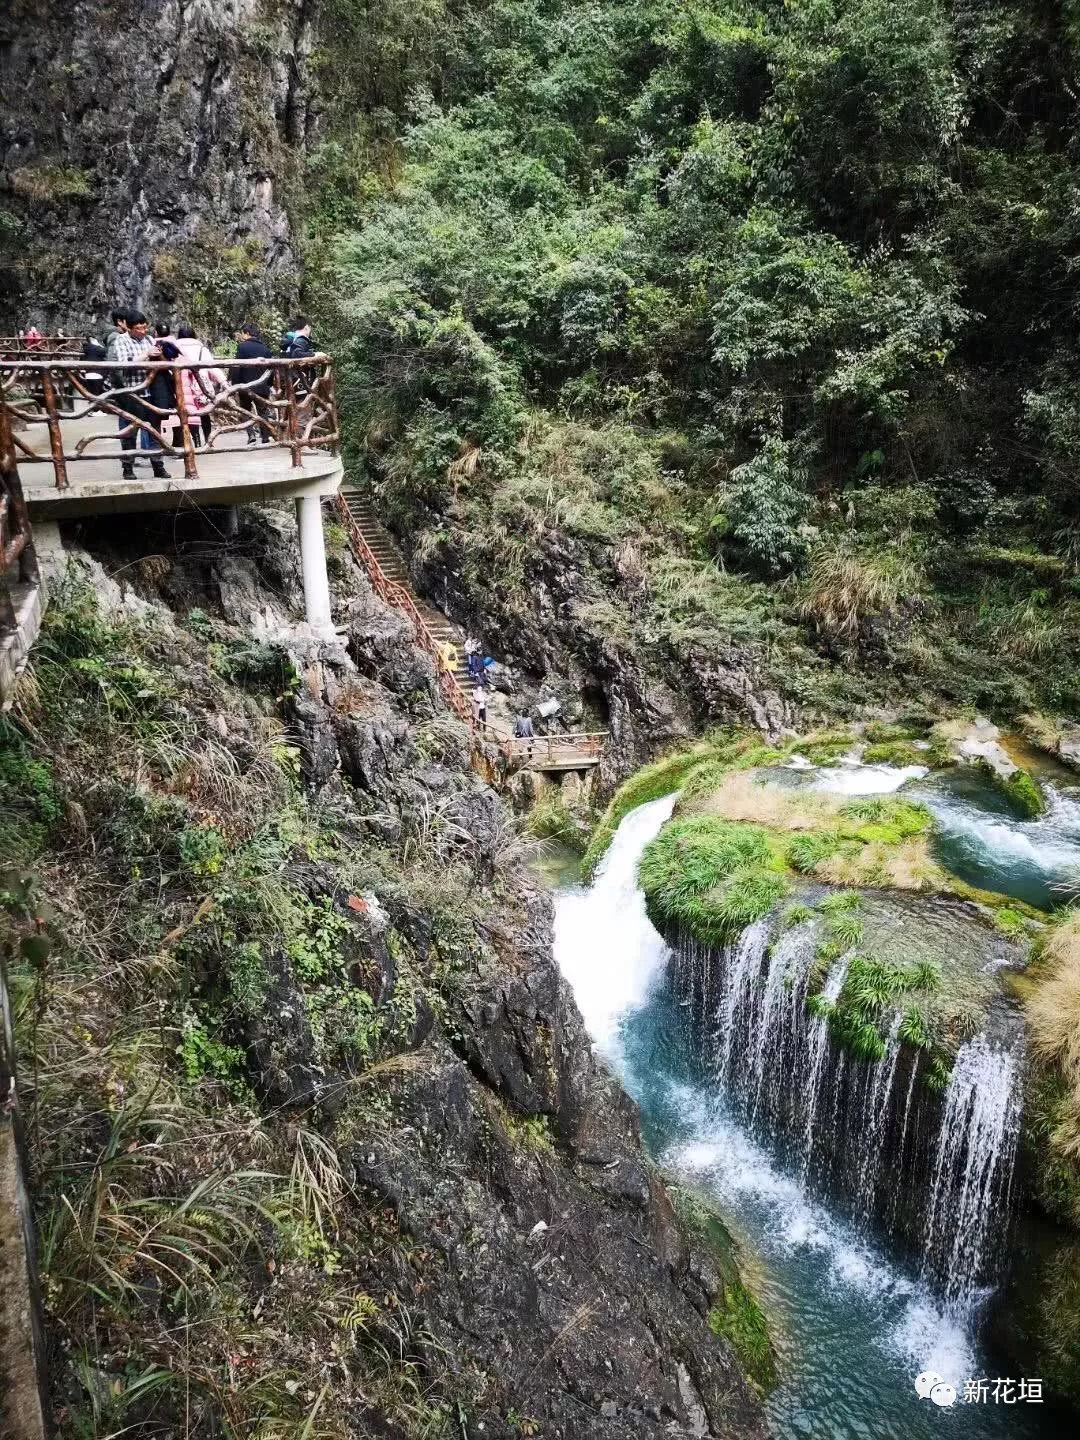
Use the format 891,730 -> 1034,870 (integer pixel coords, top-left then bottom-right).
437,640 -> 459,674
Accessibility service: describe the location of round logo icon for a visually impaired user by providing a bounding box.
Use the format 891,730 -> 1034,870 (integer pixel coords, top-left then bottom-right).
914,1371 -> 944,1400
929,1382 -> 958,1408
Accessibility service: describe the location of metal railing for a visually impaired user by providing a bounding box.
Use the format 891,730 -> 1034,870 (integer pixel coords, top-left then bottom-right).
0,356 -> 340,487
336,492 -> 607,771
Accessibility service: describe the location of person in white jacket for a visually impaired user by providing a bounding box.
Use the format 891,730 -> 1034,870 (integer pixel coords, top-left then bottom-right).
173,326 -> 228,447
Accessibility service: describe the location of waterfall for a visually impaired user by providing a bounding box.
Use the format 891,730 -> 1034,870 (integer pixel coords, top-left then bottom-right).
553,792 -> 677,1064
855,1013 -> 904,1223
921,1033 -> 1024,1311
800,952 -> 849,1182
668,911 -> 1026,1288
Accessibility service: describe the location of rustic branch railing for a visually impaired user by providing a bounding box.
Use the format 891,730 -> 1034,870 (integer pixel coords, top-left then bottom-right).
0,399 -> 39,644
0,356 -> 340,487
335,492 -> 607,771
0,336 -> 84,360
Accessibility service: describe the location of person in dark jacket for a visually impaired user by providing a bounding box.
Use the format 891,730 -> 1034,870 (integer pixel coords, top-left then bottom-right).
283,317 -> 315,358
233,323 -> 273,445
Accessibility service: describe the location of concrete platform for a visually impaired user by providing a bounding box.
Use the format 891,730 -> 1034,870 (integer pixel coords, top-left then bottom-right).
18,415 -> 343,519
0,573 -> 45,709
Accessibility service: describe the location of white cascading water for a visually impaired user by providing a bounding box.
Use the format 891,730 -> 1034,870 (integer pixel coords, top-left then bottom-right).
854,1013 -> 905,1223
921,1033 -> 1024,1311
799,952 -> 850,1182
553,792 -> 677,1065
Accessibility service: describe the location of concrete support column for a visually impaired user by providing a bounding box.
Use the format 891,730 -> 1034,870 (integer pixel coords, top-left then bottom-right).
295,494 -> 333,631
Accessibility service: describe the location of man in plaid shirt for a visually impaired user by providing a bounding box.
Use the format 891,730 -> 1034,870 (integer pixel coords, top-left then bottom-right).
113,311 -> 169,480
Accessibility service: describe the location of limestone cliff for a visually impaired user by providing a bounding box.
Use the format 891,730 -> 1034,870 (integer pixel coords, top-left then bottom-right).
0,507 -> 768,1438
0,0 -> 318,331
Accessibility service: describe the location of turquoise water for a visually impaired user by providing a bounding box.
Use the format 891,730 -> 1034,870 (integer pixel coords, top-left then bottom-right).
912,768 -> 1080,910
554,795 -> 1066,1440
774,753 -> 1080,910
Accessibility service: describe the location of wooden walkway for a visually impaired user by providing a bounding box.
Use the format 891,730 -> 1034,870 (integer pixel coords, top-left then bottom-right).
337,489 -> 605,774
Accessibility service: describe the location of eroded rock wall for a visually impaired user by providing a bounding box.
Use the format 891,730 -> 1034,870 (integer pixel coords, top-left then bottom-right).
0,0 -> 319,332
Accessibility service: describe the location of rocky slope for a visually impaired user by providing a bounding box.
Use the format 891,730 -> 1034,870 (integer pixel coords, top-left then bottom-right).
1,505 -> 767,1439
0,0 -> 316,330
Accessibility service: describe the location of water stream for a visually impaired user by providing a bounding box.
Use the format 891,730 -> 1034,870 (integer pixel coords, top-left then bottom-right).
553,794 -> 1060,1439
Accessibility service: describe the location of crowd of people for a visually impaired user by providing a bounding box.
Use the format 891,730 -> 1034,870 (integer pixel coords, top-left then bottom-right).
76,308 -> 318,479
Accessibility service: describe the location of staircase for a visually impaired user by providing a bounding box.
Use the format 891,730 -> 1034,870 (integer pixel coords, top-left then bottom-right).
336,487 -> 605,773
340,487 -> 471,690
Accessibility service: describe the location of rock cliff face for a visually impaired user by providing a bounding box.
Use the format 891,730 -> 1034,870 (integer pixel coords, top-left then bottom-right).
8,507 -> 768,1438
0,0 -> 318,331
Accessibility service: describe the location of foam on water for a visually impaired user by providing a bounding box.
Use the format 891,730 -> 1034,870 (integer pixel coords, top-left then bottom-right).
553,791 -> 677,1062
810,758 -> 929,795
663,1081 -> 977,1386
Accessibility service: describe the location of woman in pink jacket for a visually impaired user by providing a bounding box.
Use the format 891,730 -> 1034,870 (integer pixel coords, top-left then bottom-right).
173,325 -> 228,447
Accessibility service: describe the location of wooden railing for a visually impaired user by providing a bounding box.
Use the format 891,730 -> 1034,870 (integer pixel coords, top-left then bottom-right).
335,493 -> 607,771
0,400 -> 39,645
0,335 -> 83,360
0,356 -> 339,486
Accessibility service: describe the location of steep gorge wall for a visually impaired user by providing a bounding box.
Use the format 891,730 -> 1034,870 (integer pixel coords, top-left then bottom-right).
0,0 -> 320,332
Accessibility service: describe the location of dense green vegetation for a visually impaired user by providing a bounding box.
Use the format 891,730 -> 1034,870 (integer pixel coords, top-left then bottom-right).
311,0 -> 1080,719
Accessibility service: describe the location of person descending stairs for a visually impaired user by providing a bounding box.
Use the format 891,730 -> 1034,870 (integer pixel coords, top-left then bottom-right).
340,487 -> 472,688
336,485 -> 605,773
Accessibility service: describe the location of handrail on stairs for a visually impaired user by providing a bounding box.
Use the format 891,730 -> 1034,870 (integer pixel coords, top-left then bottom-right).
335,493 -> 606,771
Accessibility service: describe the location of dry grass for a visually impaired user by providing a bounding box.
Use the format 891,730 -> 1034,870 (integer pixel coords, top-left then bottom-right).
815,835 -> 941,891
1021,711 -> 1064,754
1027,911 -> 1080,1157
691,771 -> 837,830
800,542 -> 923,641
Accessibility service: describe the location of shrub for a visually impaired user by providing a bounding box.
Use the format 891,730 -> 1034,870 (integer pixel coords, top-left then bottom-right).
708,1280 -> 777,1393
721,435 -> 810,577
639,815 -> 788,944
800,540 -> 923,643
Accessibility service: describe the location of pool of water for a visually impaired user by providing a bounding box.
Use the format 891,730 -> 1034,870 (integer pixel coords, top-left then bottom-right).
775,752 -> 1080,910
912,769 -> 1080,910
553,796 -> 1066,1439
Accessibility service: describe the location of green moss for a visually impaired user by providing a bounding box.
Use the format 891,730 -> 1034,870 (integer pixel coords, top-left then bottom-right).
668,1186 -> 776,1393
708,1280 -> 778,1393
799,731 -> 857,764
582,744 -> 707,877
1004,766 -> 1046,819
862,740 -> 925,766
527,793 -> 586,852
864,721 -> 929,744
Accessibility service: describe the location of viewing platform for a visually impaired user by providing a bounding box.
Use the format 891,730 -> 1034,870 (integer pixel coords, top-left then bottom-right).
0,352 -> 344,700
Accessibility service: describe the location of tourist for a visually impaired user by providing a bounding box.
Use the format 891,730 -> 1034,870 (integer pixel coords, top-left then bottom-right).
472,683 -> 488,732
513,712 -> 535,758
467,649 -> 485,684
104,309 -> 128,363
81,336 -> 107,396
233,323 -> 273,445
283,317 -> 316,359
145,338 -> 181,452
23,324 -> 42,350
174,325 -> 227,447
113,311 -> 169,480
437,639 -> 459,675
